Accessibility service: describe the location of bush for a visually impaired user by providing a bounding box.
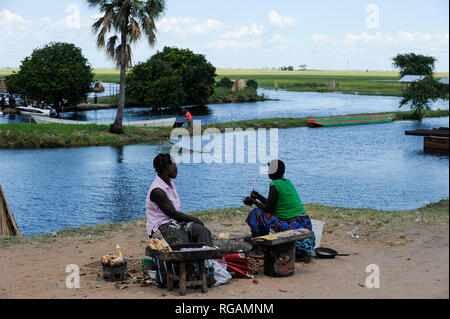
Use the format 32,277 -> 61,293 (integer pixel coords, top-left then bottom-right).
217,77 -> 233,88
246,79 -> 258,90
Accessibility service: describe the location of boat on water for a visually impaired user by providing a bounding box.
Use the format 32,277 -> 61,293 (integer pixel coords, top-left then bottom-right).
308,113 -> 396,127
30,114 -> 177,128
16,106 -> 51,116
0,111 -> 3,116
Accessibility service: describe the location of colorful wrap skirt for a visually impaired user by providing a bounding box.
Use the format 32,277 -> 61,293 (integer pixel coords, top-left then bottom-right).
246,208 -> 316,256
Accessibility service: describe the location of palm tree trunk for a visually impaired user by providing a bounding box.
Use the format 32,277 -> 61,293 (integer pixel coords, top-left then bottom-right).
110,19 -> 128,134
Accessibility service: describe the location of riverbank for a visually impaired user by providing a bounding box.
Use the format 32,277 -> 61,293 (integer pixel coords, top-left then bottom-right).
0,200 -> 447,298
0,110 -> 448,149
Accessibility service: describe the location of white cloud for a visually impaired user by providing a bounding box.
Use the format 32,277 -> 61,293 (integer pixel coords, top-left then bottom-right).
156,17 -> 224,37
312,31 -> 449,48
0,9 -> 25,23
221,23 -> 263,39
205,39 -> 263,50
268,34 -> 293,49
65,4 -> 81,29
268,10 -> 297,28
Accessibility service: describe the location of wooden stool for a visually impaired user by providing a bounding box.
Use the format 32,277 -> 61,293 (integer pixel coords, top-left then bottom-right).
165,260 -> 208,296
251,229 -> 314,277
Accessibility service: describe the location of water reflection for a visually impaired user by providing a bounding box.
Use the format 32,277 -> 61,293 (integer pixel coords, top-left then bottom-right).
3,89 -> 447,125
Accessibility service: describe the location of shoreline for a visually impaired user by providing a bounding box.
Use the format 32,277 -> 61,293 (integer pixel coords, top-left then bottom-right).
1,199 -> 448,244
0,110 -> 448,149
0,200 -> 448,299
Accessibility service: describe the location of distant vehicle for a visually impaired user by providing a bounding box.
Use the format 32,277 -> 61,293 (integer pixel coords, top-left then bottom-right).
0,92 -> 10,106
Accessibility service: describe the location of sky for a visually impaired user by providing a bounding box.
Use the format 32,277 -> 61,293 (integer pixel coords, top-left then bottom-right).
0,0 -> 449,71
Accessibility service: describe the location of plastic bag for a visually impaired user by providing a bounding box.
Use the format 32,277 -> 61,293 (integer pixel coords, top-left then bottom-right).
206,259 -> 232,287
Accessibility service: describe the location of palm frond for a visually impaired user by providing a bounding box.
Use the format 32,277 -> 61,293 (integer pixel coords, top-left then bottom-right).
128,17 -> 142,43
106,35 -> 118,58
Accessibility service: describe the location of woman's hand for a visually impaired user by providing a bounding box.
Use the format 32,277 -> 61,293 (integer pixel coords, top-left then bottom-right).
251,190 -> 259,199
242,196 -> 255,206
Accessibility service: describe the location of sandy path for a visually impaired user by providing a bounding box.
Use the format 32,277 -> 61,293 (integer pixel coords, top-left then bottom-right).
0,222 -> 448,299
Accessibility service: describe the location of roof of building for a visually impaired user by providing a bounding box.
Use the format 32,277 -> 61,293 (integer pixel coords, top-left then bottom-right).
438,77 -> 449,85
398,75 -> 426,83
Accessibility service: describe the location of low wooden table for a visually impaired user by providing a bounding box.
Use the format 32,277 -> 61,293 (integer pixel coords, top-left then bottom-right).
165,260 -> 207,295
145,244 -> 224,296
251,229 -> 314,277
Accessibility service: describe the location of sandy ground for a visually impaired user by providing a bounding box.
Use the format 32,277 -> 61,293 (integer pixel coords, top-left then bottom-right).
0,220 -> 448,299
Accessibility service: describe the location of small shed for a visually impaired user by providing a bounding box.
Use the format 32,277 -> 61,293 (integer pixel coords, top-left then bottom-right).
231,79 -> 246,92
438,77 -> 449,85
0,78 -> 6,93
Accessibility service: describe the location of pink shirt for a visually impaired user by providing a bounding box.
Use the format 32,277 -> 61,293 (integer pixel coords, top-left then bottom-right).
146,175 -> 182,236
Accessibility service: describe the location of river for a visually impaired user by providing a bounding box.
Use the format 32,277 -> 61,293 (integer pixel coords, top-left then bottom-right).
0,89 -> 448,236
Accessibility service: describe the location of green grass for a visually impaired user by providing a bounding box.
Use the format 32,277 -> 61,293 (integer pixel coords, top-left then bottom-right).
202,109 -> 449,132
1,110 -> 448,149
1,200 -> 447,248
0,123 -> 172,149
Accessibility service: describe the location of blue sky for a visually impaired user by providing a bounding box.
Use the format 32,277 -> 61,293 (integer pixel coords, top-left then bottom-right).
1,0 -> 449,71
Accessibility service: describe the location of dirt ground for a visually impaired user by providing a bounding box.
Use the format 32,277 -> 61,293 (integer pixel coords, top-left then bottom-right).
0,219 -> 448,299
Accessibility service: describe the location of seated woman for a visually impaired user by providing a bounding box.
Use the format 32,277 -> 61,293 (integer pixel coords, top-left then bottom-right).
146,153 -> 213,246
242,159 -> 315,259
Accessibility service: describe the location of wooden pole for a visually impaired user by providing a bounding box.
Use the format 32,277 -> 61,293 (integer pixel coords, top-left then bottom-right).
0,185 -> 21,236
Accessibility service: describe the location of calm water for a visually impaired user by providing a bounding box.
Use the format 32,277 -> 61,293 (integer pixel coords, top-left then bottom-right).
0,116 -> 448,236
1,89 -> 448,124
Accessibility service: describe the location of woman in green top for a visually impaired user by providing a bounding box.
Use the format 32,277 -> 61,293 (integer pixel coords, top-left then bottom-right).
243,160 -> 315,258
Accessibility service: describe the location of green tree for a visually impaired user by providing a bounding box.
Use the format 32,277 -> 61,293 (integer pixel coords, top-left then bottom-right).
126,58 -> 185,110
399,77 -> 449,119
5,42 -> 93,108
152,47 -> 216,106
87,0 -> 166,134
392,53 -> 437,77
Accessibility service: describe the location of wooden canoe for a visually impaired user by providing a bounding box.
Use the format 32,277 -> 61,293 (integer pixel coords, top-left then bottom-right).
308,113 -> 396,127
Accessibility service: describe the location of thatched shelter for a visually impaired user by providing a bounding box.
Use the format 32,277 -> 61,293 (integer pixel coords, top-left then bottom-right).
0,185 -> 21,236
231,79 -> 246,92
0,78 -> 6,93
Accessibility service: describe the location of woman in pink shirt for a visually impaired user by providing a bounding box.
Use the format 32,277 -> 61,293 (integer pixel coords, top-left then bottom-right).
146,153 -> 212,246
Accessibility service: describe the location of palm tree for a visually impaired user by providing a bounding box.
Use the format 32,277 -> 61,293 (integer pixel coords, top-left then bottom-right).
87,0 -> 166,134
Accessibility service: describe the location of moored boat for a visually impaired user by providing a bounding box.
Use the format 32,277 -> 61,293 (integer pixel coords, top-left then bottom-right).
16,106 -> 51,116
308,113 -> 396,127
30,115 -> 177,128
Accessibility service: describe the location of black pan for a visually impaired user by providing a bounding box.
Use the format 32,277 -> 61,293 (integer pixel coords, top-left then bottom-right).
314,247 -> 350,259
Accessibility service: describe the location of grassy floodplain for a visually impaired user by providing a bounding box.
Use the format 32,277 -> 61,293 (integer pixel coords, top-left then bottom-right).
0,199 -> 447,247
216,69 -> 450,96
85,69 -> 450,97
0,110 -> 448,149
2,68 -> 448,97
